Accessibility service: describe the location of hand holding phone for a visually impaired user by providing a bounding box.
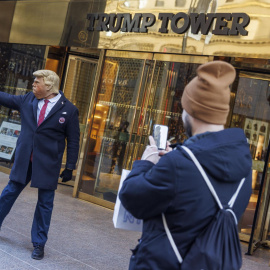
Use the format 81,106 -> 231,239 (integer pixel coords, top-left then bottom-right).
141,136 -> 160,164
153,124 -> 168,150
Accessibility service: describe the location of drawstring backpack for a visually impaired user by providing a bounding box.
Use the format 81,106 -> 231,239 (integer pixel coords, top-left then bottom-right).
162,146 -> 245,270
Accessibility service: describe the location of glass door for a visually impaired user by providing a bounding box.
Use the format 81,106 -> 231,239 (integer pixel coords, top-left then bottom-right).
230,72 -> 270,248
247,148 -> 270,253
61,55 -> 98,185
77,51 -> 211,208
78,51 -> 153,205
124,56 -> 207,168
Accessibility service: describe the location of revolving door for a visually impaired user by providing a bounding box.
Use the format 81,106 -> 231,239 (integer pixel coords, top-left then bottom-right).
75,51 -> 210,207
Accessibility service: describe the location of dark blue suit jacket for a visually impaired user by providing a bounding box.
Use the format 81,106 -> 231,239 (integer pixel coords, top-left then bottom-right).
0,91 -> 80,190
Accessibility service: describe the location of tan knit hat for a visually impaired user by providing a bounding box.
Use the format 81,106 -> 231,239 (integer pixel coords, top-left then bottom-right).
181,61 -> 236,125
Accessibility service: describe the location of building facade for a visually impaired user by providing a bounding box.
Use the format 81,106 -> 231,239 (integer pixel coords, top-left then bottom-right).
0,0 -> 269,255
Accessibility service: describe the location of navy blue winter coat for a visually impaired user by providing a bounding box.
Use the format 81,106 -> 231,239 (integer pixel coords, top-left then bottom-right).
119,128 -> 252,270
0,91 -> 80,190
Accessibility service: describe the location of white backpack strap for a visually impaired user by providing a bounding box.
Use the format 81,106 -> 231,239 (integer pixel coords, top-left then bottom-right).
162,213 -> 183,264
181,146 -> 223,210
228,177 -> 246,207
181,145 -> 246,225
163,145 -> 246,262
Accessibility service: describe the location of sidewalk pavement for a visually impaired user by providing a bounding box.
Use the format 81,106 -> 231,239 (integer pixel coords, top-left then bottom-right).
0,171 -> 269,270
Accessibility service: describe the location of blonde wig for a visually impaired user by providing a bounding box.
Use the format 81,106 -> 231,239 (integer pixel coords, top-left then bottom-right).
33,70 -> 60,94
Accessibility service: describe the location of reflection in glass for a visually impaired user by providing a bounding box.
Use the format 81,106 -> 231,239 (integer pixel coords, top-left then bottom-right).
79,57 -> 145,202
148,61 -> 199,142
62,57 -> 98,182
0,44 -> 46,126
0,44 -> 46,167
79,56 -> 200,204
253,154 -> 270,243
231,74 -> 270,239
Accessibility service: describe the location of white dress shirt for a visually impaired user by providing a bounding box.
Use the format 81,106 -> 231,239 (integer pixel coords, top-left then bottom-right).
37,93 -> 62,123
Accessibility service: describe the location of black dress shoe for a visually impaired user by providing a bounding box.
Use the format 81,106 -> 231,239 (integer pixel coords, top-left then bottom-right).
31,245 -> 44,260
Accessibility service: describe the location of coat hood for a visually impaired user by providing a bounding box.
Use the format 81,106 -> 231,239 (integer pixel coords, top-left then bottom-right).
180,128 -> 252,183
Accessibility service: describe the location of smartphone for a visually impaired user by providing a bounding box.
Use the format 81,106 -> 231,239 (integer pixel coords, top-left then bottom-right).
153,124 -> 168,150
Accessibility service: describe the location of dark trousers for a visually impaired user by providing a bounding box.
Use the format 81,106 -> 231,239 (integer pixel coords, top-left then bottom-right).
0,162 -> 55,246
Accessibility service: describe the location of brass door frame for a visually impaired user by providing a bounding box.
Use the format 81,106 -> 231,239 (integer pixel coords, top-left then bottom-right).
122,60 -> 152,170
124,53 -> 212,166
106,50 -> 153,60
75,50 -> 155,205
93,57 -> 154,191
126,60 -> 157,165
60,54 -> 99,187
234,71 -> 270,253
153,54 -> 212,64
74,50 -> 212,208
73,50 -> 105,197
247,136 -> 270,254
63,54 -> 98,71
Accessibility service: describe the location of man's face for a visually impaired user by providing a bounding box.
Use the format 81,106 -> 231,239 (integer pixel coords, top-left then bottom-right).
32,77 -> 49,99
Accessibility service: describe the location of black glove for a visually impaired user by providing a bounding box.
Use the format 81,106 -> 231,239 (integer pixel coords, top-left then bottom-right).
60,169 -> 73,182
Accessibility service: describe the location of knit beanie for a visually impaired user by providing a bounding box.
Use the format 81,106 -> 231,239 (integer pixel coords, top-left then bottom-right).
181,61 -> 236,125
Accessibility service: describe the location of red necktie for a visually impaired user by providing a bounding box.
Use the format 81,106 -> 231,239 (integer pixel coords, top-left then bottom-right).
31,100 -> 49,161
38,99 -> 49,126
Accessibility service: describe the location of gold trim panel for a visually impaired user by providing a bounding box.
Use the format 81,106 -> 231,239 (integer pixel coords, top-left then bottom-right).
0,1 -> 16,42
153,54 -> 212,64
73,50 -> 105,198
78,192 -> 115,210
10,1 -> 69,45
239,71 -> 270,81
0,166 -> 11,175
106,50 -> 153,60
239,232 -> 251,243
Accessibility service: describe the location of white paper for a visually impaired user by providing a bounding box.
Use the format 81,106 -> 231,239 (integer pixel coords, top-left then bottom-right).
0,121 -> 21,160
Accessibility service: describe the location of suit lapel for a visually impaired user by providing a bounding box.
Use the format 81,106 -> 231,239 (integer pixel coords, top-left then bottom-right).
32,98 -> 38,124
